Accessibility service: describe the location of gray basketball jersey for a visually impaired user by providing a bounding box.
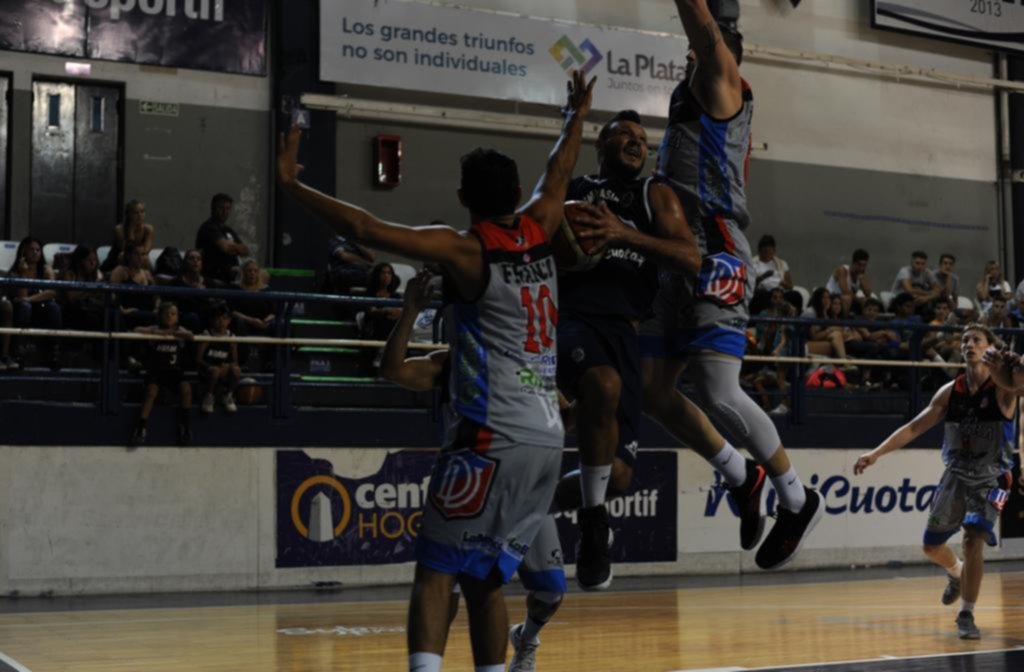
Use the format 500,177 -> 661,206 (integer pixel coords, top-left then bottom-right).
445,214 -> 564,449
941,375 -> 1015,482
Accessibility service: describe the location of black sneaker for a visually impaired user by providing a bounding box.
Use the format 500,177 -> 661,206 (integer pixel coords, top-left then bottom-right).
728,459 -> 768,551
575,505 -> 612,591
942,574 -> 962,606
755,487 -> 823,570
177,423 -> 193,447
956,610 -> 980,639
129,423 -> 146,448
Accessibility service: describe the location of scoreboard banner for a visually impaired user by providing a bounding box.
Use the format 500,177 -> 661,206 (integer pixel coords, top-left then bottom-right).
872,0 -> 1024,54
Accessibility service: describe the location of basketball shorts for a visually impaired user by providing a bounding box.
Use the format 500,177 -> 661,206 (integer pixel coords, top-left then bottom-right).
639,262 -> 752,361
517,516 -> 567,593
557,313 -> 641,468
415,437 -> 562,585
923,469 -> 1010,547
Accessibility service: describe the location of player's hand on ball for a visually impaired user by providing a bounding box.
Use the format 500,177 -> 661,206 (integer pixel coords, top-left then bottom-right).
981,346 -> 1003,367
853,453 -> 876,475
574,202 -> 628,252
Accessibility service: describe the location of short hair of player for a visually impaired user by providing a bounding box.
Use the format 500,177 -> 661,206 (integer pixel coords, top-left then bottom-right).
598,110 -> 643,145
962,322 -> 1002,349
460,148 -> 520,218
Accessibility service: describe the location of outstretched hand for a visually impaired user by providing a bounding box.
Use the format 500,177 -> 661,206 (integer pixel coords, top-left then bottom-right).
277,126 -> 305,188
853,452 -> 877,475
562,69 -> 596,119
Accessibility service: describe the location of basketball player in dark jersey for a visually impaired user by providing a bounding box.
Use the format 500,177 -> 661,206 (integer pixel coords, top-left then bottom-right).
129,301 -> 194,447
196,302 -> 240,415
857,325 -> 1020,640
554,110 -> 701,591
279,71 -> 594,672
639,0 -> 821,571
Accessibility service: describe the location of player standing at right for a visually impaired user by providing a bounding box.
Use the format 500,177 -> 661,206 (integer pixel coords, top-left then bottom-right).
856,325 -> 1018,639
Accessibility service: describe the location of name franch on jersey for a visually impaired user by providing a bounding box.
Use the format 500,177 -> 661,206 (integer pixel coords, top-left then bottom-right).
579,187 -> 646,269
498,255 -> 556,285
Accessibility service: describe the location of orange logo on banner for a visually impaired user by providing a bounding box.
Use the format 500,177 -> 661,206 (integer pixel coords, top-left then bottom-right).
290,475 -> 352,539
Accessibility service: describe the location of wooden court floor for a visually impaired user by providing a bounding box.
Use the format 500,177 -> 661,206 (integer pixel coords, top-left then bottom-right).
2,567 -> 1024,671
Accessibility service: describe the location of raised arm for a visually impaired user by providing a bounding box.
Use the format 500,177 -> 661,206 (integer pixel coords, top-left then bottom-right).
379,270 -> 447,392
674,0 -> 742,118
521,70 -> 595,239
854,382 -> 952,474
983,347 -> 1024,392
277,129 -> 482,286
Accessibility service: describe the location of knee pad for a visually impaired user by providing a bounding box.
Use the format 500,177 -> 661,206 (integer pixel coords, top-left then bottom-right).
531,590 -> 563,605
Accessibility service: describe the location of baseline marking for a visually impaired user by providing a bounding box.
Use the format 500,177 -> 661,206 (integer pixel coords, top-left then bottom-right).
0,651 -> 31,672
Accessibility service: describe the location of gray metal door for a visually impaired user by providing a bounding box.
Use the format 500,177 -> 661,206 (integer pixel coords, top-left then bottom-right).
74,85 -> 120,247
31,81 -> 120,246
0,75 -> 8,238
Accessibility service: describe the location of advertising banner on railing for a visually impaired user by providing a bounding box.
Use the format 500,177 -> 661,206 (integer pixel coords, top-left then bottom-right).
319,0 -> 687,117
276,448 -> 677,568
0,0 -> 268,76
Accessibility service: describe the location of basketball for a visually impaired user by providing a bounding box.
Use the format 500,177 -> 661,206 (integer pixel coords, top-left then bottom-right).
550,200 -> 605,272
236,379 -> 263,405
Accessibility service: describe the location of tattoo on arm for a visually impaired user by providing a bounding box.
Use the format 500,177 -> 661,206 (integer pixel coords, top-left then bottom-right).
699,20 -> 722,59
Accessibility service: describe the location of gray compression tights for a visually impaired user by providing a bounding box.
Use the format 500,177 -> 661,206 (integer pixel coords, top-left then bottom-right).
687,353 -> 782,463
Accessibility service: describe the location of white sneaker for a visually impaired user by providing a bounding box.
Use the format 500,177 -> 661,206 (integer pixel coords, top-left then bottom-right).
201,393 -> 215,415
508,623 -> 539,672
769,404 -> 789,417
223,392 -> 238,414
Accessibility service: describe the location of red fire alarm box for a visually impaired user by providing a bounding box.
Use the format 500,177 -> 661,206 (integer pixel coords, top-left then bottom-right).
373,134 -> 402,189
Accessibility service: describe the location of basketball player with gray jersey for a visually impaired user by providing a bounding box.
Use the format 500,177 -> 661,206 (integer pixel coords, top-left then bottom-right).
639,0 -> 822,570
857,325 -> 1020,640
278,71 -> 595,672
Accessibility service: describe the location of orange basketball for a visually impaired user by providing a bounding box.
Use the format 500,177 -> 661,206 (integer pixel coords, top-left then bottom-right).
236,379 -> 263,405
550,200 -> 605,272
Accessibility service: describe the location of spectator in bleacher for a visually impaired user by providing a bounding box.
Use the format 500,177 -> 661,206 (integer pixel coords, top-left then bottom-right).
111,242 -> 159,329
891,251 -> 943,312
920,297 -> 962,380
326,234 -> 375,294
230,259 -> 275,336
934,253 -> 960,306
361,262 -> 403,342
975,260 -> 1012,314
196,193 -> 250,286
750,235 -> 793,315
196,302 -> 239,415
806,290 -> 859,365
130,302 -> 194,448
102,199 -> 155,273
826,248 -> 872,316
981,295 -> 1013,331
855,297 -> 901,389
0,298 -> 16,371
61,245 -> 105,332
751,287 -> 794,415
170,249 -> 210,334
7,237 -> 62,367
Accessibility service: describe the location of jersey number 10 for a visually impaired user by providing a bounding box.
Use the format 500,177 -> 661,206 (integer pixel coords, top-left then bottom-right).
521,285 -> 557,353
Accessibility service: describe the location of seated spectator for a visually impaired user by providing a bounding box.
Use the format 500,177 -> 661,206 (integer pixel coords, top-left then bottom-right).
102,199 -> 155,273
976,260 -> 1012,314
61,245 -> 105,332
921,297 -> 961,363
230,260 -> 275,336
826,248 -> 872,316
934,253 -> 960,306
0,298 -> 16,371
326,234 -> 375,294
170,249 -> 211,334
890,251 -> 943,313
750,235 -> 793,315
110,242 -> 159,330
6,237 -> 63,367
361,262 -> 402,341
981,295 -> 1013,331
130,302 -> 194,448
196,302 -> 240,416
854,297 -> 902,389
196,193 -> 250,286
806,290 -> 859,365
153,247 -> 184,280
751,287 -> 794,415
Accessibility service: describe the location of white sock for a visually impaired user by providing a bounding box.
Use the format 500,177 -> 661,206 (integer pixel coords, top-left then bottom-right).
709,442 -> 747,487
580,464 -> 612,508
770,466 -> 807,512
960,599 -> 975,613
409,652 -> 442,672
947,558 -> 963,579
475,666 -> 504,672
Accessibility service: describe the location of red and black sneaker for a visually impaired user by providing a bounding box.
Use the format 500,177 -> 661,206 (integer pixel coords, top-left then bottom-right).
727,459 -> 768,551
755,487 -> 823,570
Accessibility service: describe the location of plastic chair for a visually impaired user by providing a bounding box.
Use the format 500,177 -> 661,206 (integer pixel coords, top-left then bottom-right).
879,290 -> 893,311
0,241 -> 19,275
148,247 -> 164,269
42,243 -> 76,265
391,262 -> 417,292
793,286 -> 810,310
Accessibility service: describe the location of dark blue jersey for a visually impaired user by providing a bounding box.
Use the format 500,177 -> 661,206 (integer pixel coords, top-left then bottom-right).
560,175 -> 660,320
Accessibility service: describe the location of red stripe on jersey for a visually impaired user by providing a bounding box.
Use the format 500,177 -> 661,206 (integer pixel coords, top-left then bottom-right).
472,427 -> 494,455
474,214 -> 547,252
715,213 -> 735,254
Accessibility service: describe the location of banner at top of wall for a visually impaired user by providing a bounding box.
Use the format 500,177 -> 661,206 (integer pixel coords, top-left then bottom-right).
872,0 -> 1024,55
0,0 -> 267,76
319,0 -> 688,118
